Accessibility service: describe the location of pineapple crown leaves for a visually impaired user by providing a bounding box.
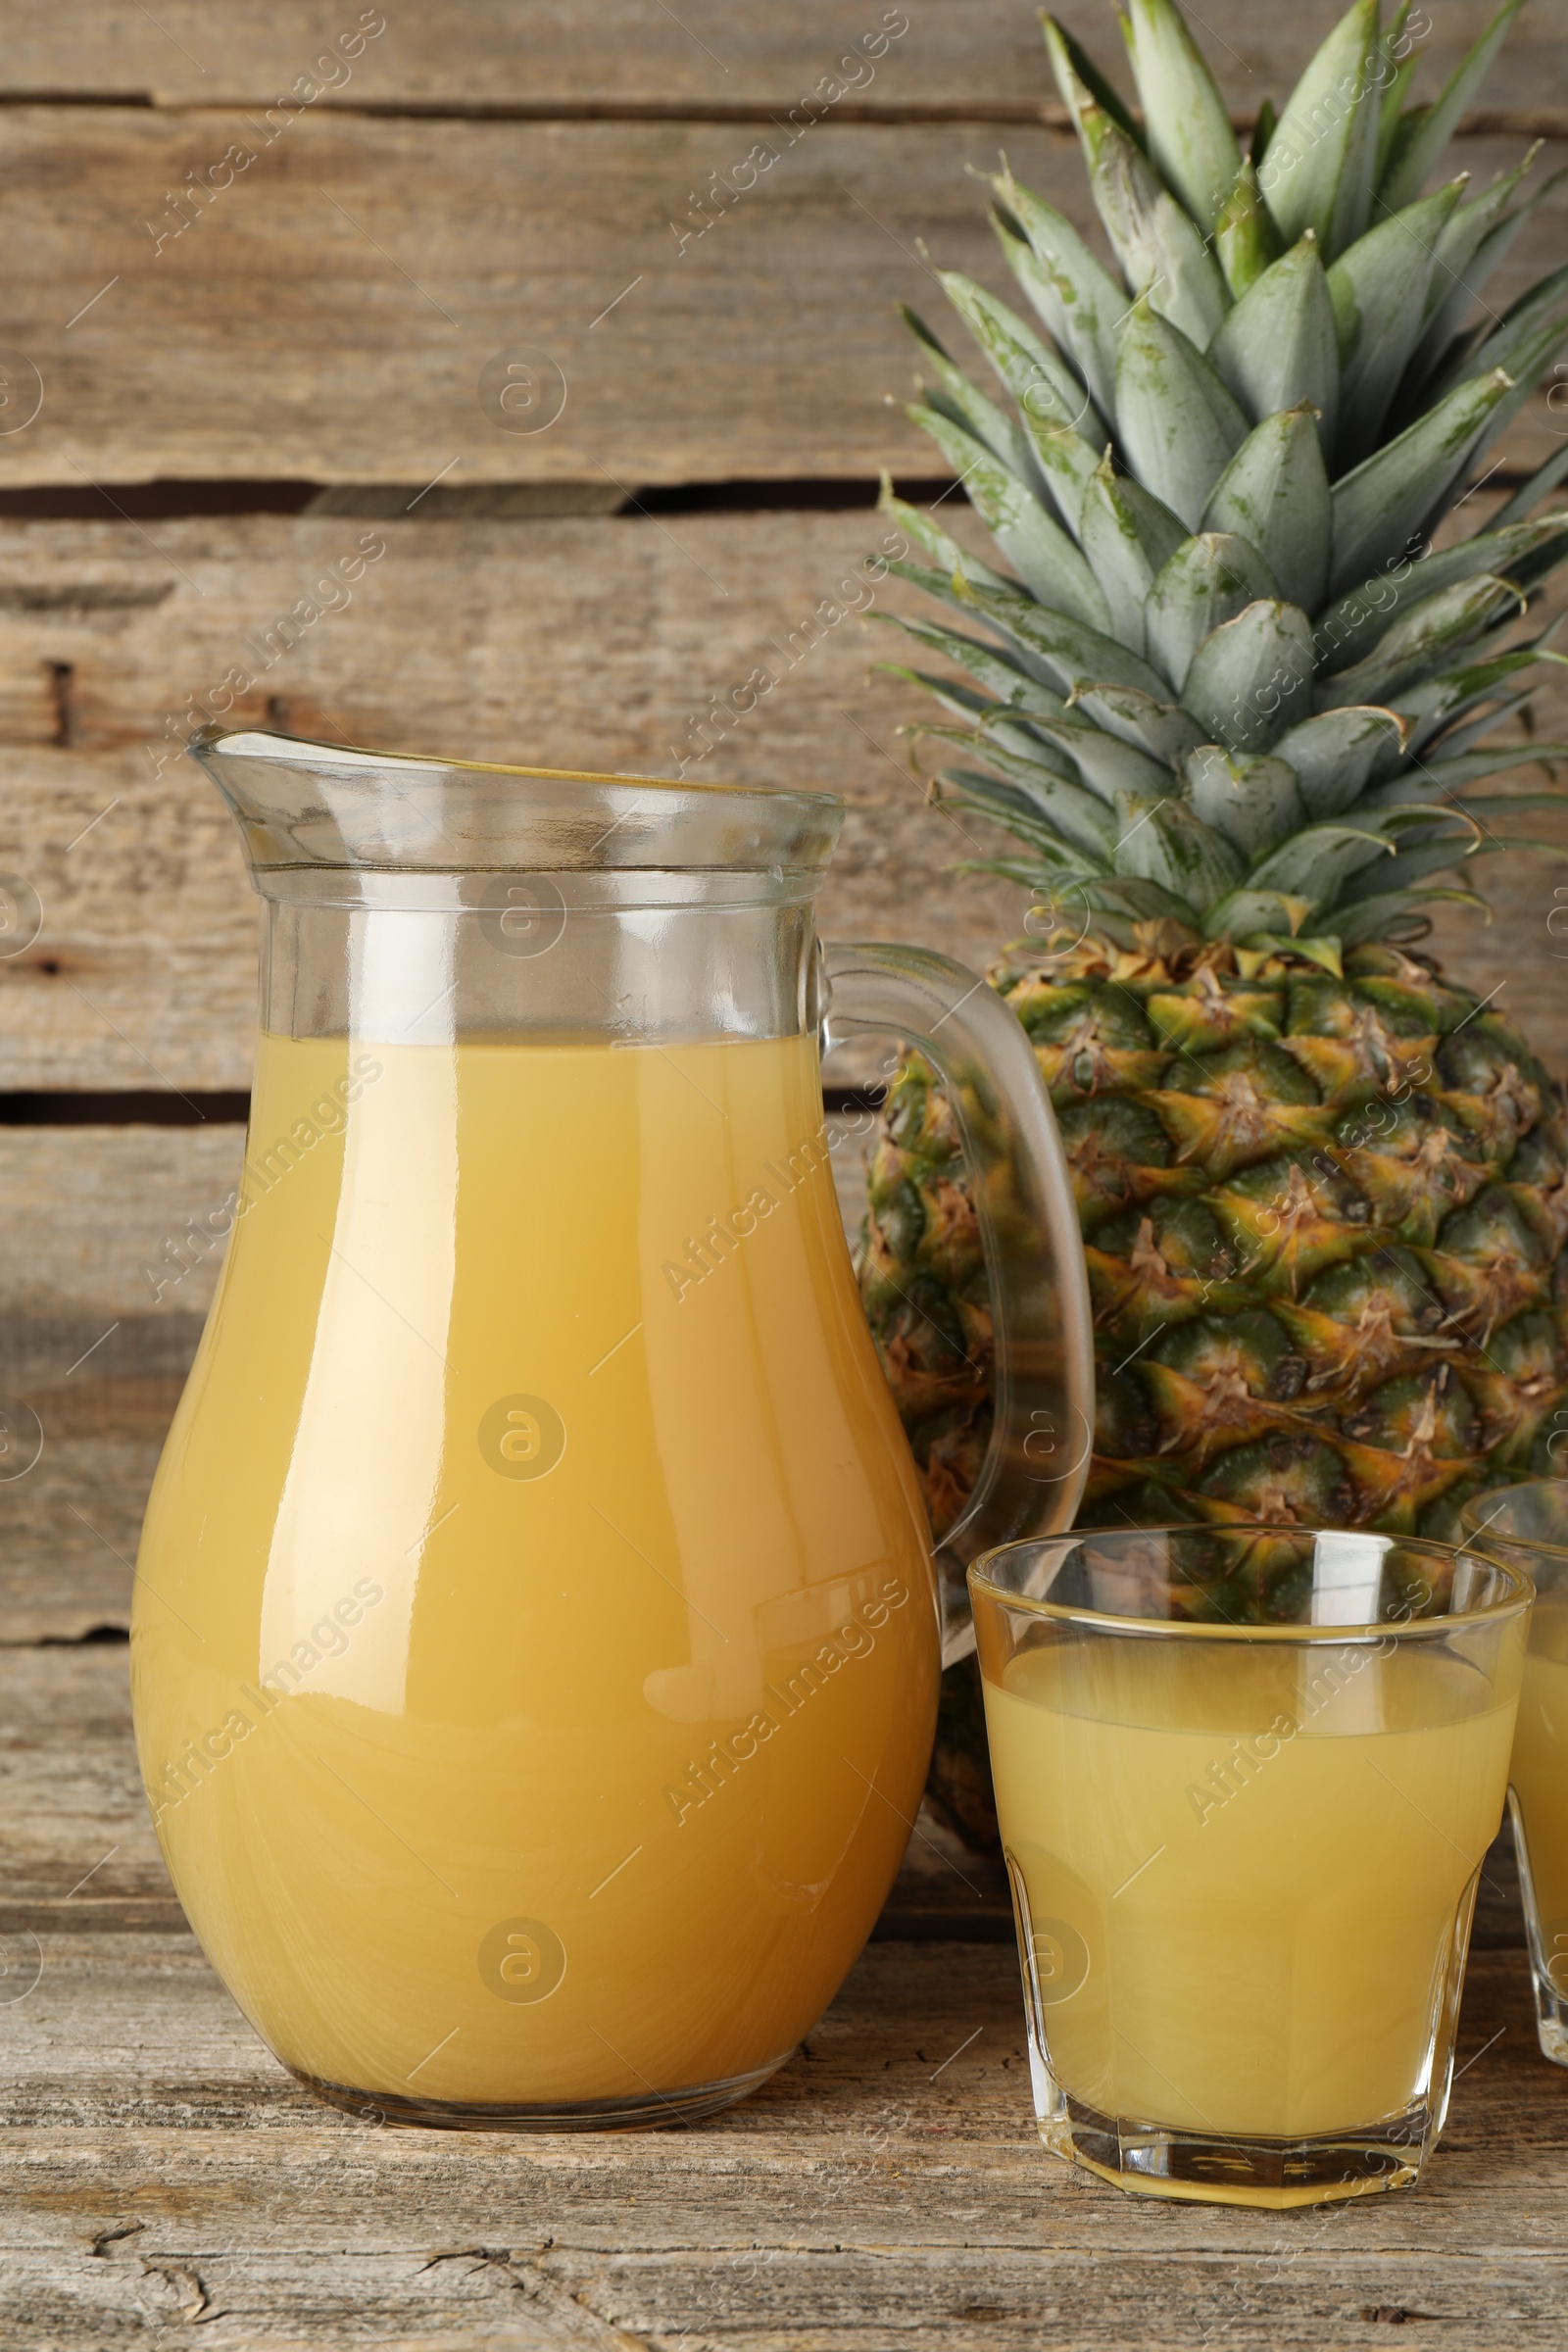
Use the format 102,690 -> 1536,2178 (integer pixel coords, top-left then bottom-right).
876,0 -> 1568,968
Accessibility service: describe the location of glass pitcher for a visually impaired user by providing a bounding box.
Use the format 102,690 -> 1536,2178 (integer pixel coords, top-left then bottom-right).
130,728 -> 1092,2130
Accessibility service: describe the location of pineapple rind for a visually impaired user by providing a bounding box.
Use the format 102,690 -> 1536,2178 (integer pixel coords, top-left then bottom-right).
859,938 -> 1568,1562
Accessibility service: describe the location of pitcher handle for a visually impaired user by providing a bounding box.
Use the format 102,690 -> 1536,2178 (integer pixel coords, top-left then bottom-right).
819,940 -> 1094,1666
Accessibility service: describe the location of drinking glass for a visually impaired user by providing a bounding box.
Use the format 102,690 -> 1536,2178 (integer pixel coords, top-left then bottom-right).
970,1524 -> 1530,2208
1462,1481 -> 1568,2065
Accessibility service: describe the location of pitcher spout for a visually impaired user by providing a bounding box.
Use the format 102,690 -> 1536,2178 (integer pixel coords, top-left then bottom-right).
188,725 -> 843,879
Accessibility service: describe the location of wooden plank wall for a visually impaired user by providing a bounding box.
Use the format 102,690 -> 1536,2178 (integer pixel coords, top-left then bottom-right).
0,1 -> 1565,1640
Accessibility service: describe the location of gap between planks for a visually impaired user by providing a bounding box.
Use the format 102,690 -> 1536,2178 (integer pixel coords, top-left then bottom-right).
0,94 -> 1559,134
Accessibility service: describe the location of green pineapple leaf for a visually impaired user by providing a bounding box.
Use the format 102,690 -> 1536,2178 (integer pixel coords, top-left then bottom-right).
1115,302 -> 1250,530
930,737 -> 1122,853
971,716 -> 1173,808
1329,885 -> 1484,944
878,480 -> 1015,595
1071,682 -> 1209,766
1379,0 -> 1532,212
981,703 -> 1092,761
1272,707 -> 1408,816
939,271 -> 1104,449
901,308 -> 1039,485
1419,321 -> 1568,546
1201,886 -> 1318,941
1120,0 -> 1241,233
1040,723 -> 1179,805
1203,404 -> 1333,613
939,768 -> 1111,871
1113,792 -> 1246,907
1374,2 -> 1420,187
1076,457 -> 1189,658
1318,573 -> 1526,710
1055,82 -> 1230,349
955,576 -> 1174,702
1366,742 -> 1568,804
1392,644 -> 1565,756
990,177 -> 1124,418
1148,532 -> 1280,691
876,662 -> 1005,731
1042,12 -> 1147,148
869,612 -> 1072,718
1182,747 -> 1307,858
884,556 -> 1043,651
1246,820 -> 1394,905
1214,159 -> 1284,299
1335,829 -> 1484,903
1425,273 -> 1568,424
1433,684 -> 1539,759
1490,445 -> 1568,531
1328,178 -> 1467,464
1208,237 -> 1342,461
1327,367 -> 1513,598
1435,143 -> 1546,281
936,271 -> 1103,527
1259,0 -> 1381,259
1181,601 -> 1316,752
1403,149 -> 1559,392
1316,516 -> 1568,673
906,399 -> 1110,629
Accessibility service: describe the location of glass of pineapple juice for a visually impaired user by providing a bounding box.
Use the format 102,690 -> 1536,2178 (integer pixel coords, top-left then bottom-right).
970,1524 -> 1530,2209
1462,1481 -> 1568,2066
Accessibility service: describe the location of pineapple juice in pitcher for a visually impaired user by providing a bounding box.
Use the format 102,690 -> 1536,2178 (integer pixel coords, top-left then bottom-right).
136,1028 -> 934,2110
131,731 -> 1092,2128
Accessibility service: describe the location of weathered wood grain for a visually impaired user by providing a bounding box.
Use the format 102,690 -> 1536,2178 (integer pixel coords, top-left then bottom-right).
1,109 -> 1059,486
0,1137 -> 240,1642
4,0 -> 1564,120
0,1319 -> 204,1645
0,1919 -> 1562,2344
0,1136 -> 241,1317
1,510 -> 1565,1094
0,509 -> 1030,1088
0,111 -> 1561,486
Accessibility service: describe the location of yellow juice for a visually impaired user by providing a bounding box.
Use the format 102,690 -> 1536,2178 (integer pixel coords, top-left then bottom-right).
1509,1593 -> 1568,1982
131,1029 -> 937,2111
984,1635 -> 1514,2143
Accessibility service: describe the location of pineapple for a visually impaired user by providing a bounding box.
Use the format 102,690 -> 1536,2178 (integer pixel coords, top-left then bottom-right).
857,0 -> 1568,1838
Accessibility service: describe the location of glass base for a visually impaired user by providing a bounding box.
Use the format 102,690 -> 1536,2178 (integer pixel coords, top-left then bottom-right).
1041,2092 -> 1428,2210
1003,1844 -> 1477,2210
1536,2016 -> 1568,2069
289,2053 -> 792,2132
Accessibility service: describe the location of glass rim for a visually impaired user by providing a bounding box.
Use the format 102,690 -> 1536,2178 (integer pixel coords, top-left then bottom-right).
190,726 -> 843,809
1461,1481 -> 1568,1564
188,726 -> 845,881
968,1524 -> 1535,1642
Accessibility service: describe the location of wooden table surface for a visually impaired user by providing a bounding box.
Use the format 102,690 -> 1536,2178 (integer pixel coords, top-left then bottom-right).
4,1640 -> 1567,2352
